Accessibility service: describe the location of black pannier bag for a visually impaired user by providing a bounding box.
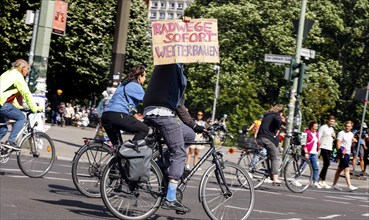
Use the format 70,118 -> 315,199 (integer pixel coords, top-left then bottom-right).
118,139 -> 152,183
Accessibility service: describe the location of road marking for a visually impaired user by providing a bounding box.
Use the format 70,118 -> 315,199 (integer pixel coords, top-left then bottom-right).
257,190 -> 281,195
44,176 -> 71,181
7,175 -> 28,178
362,213 -> 369,217
325,195 -> 356,201
323,199 -> 350,204
317,214 -> 342,219
253,209 -> 288,215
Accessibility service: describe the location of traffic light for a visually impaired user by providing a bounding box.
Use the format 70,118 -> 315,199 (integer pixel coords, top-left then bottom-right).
28,68 -> 38,93
289,58 -> 300,81
297,62 -> 309,94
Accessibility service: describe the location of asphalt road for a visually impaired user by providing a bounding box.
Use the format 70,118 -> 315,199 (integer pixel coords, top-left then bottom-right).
0,125 -> 368,219
1,155 -> 368,220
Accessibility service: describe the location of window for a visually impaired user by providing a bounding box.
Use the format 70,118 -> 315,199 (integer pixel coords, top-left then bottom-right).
159,13 -> 165,19
150,12 -> 156,19
168,13 -> 174,19
177,3 -> 183,10
151,2 -> 158,9
160,2 -> 166,9
169,3 -> 175,9
177,14 -> 183,19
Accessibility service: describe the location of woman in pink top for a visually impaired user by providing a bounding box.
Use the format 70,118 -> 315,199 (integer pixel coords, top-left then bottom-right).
303,121 -> 321,188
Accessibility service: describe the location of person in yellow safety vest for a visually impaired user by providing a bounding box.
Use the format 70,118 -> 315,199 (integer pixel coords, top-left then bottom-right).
0,59 -> 42,151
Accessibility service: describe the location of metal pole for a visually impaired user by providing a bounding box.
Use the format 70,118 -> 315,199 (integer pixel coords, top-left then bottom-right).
283,0 -> 307,151
27,9 -> 40,83
109,0 -> 131,86
355,82 -> 369,165
211,65 -> 220,124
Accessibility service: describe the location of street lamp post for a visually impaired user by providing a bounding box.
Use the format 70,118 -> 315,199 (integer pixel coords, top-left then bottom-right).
211,65 -> 220,124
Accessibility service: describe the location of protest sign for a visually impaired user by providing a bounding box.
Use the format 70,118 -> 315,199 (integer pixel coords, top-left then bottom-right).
151,19 -> 220,65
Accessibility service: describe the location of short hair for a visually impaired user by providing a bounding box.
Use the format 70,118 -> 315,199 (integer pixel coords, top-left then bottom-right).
344,120 -> 354,126
328,115 -> 336,121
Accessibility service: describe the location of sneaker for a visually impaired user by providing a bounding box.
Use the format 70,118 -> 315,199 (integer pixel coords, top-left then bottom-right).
321,181 -> 331,189
362,172 -> 369,177
332,185 -> 343,191
185,164 -> 190,170
161,199 -> 191,213
264,178 -> 273,183
313,182 -> 322,189
197,167 -> 202,171
292,179 -> 302,187
3,141 -> 21,151
348,185 -> 358,191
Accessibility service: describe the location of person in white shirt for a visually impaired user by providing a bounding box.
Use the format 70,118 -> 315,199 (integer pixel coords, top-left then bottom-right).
318,116 -> 336,188
332,120 -> 358,191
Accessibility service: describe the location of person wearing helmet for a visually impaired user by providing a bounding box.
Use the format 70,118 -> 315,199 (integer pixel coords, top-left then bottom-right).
0,59 -> 43,151
50,89 -> 64,126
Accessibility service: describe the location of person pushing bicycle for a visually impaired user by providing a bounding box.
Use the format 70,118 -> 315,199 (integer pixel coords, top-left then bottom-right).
0,59 -> 43,151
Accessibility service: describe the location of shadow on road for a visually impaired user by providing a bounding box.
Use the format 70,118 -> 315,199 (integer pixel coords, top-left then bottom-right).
33,198 -> 113,218
48,184 -> 83,197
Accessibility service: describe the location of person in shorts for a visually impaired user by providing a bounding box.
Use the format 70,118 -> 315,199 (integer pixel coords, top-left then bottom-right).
185,111 -> 209,170
352,131 -> 368,176
332,120 -> 358,191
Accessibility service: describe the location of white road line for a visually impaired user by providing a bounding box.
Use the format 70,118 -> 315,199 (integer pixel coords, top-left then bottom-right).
43,176 -> 71,181
257,190 -> 281,195
325,195 -> 356,201
323,199 -> 350,204
8,175 -> 28,178
253,209 -> 288,215
362,213 -> 369,217
317,214 -> 342,219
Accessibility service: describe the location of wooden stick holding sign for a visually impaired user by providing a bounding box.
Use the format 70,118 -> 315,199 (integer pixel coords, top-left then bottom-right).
151,18 -> 220,65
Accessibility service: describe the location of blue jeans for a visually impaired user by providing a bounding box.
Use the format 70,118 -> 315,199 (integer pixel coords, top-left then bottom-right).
309,153 -> 319,182
251,147 -> 267,167
0,103 -> 26,143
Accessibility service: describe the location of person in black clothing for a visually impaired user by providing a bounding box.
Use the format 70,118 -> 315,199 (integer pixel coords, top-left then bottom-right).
143,63 -> 205,214
50,89 -> 64,126
256,104 -> 284,184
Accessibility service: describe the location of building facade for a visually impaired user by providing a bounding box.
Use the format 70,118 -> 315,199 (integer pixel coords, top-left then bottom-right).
148,0 -> 194,20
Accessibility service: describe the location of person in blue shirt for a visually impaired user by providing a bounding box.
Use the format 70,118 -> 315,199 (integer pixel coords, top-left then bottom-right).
101,65 -> 149,145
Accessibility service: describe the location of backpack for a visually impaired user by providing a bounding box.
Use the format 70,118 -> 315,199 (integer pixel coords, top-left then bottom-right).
118,139 -> 152,183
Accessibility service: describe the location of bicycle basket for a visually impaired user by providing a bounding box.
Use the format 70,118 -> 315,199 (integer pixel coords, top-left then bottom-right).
237,135 -> 259,150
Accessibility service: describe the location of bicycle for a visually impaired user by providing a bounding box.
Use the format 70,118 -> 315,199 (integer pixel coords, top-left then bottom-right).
71,137 -> 114,198
0,110 -> 56,178
210,114 -> 235,147
237,132 -> 313,193
71,121 -> 166,198
99,124 -> 255,220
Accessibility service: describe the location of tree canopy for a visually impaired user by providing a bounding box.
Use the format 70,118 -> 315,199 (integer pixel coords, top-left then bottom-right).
0,0 -> 368,132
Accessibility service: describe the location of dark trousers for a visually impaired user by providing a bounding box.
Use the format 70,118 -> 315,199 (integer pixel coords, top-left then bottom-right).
101,112 -> 149,145
319,149 -> 331,181
146,116 -> 195,180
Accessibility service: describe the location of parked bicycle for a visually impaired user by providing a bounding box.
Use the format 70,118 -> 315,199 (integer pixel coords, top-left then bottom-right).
0,110 -> 56,178
100,123 -> 255,220
237,132 -> 313,193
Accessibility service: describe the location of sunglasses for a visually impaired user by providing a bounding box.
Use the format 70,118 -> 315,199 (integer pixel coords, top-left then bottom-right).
197,114 -> 203,116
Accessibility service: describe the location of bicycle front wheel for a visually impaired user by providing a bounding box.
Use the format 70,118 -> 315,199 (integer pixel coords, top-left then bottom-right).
199,161 -> 255,220
71,142 -> 113,198
100,158 -> 163,220
17,132 -> 56,178
237,152 -> 267,189
284,156 -> 313,193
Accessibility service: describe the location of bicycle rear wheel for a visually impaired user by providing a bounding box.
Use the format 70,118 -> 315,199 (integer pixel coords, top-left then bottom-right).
71,142 -> 113,198
284,156 -> 313,193
200,161 -> 255,220
100,158 -> 163,220
17,132 -> 55,178
237,152 -> 267,189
